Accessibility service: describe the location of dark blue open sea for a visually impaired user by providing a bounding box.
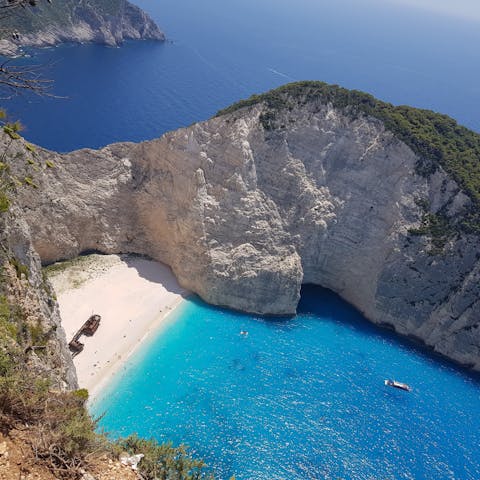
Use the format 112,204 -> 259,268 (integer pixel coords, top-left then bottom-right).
5,0 -> 480,151
5,1 -> 480,478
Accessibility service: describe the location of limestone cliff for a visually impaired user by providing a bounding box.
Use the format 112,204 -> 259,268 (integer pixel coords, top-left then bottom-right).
0,0 -> 164,55
14,82 -> 480,371
0,206 -> 77,389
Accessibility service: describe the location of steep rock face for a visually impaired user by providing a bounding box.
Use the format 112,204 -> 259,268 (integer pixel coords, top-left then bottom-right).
0,0 -> 164,54
0,207 -> 77,389
16,101 -> 480,371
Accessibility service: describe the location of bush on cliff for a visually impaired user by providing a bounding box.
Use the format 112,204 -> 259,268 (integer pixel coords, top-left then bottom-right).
113,434 -> 214,480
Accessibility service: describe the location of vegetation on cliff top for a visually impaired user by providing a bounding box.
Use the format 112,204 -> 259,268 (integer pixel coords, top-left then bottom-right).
217,81 -> 480,233
0,0 -> 124,36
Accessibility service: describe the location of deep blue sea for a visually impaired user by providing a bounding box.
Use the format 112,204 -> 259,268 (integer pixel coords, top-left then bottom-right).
92,288 -> 480,480
4,0 -> 480,151
5,1 -> 480,478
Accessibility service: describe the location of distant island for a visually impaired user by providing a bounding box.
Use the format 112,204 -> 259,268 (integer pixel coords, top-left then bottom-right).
0,0 -> 164,55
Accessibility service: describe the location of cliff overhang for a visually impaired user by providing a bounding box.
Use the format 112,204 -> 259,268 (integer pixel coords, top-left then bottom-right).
7,81 -> 480,372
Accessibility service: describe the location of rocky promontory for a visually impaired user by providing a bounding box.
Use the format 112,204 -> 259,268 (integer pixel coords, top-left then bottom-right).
11,81 -> 480,372
0,0 -> 164,55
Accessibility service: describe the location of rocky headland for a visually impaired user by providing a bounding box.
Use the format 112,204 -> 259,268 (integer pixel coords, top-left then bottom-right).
0,0 -> 164,55
8,81 -> 479,372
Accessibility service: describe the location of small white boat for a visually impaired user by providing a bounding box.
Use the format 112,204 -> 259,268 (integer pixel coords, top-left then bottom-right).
240,330 -> 249,336
384,379 -> 412,392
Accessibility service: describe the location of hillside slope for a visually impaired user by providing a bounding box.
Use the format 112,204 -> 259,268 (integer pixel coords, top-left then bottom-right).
0,0 -> 164,54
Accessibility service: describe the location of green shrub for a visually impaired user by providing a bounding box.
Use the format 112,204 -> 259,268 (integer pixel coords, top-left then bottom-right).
409,212 -> 453,254
0,360 -> 104,478
24,176 -> 38,188
57,403 -> 98,457
0,191 -> 10,212
0,348 -> 14,376
0,294 -> 14,333
115,434 -> 213,480
10,257 -> 29,279
28,321 -> 48,347
72,388 -> 89,403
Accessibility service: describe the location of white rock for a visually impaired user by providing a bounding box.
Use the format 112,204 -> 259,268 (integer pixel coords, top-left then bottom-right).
12,101 -> 480,371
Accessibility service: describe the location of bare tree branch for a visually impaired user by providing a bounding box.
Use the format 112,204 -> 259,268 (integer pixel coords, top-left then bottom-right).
0,0 -> 55,96
0,57 -> 55,98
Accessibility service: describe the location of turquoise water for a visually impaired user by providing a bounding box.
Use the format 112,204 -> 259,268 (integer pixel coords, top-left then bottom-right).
92,287 -> 480,480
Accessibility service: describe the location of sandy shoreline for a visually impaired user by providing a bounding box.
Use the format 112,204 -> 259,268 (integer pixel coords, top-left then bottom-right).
46,254 -> 188,400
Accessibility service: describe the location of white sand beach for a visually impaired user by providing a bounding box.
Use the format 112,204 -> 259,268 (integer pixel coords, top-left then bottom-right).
47,254 -> 187,400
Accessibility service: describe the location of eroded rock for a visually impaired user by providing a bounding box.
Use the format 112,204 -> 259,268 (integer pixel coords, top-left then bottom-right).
12,99 -> 480,371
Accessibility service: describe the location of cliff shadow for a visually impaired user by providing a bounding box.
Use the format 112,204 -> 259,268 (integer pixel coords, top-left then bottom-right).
121,254 -> 185,296
299,284 -> 480,384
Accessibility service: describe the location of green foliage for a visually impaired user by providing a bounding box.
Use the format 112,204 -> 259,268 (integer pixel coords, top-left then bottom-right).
0,354 -> 50,424
24,176 -> 38,188
57,402 -> 98,457
43,255 -> 94,275
0,0 -> 124,36
28,321 -> 48,346
115,434 -> 213,480
0,295 -> 17,341
0,348 -> 14,376
217,81 -> 480,232
3,122 -> 23,141
0,294 -> 10,321
0,353 -> 104,477
409,212 -> 453,254
0,295 -> 17,375
0,190 -> 10,212
0,109 -> 54,214
25,143 -> 36,153
10,257 -> 29,279
72,388 -> 89,403
43,260 -> 70,275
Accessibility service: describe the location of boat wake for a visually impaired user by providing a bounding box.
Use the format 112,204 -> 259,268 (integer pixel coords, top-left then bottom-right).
267,67 -> 295,80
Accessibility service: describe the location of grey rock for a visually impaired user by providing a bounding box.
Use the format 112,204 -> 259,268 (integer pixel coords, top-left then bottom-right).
81,473 -> 97,480
1,206 -> 78,389
11,101 -> 480,372
0,0 -> 164,55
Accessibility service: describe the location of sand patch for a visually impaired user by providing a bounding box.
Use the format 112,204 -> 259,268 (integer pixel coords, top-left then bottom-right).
46,254 -> 187,399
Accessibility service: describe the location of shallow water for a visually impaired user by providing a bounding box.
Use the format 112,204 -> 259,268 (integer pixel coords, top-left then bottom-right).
92,287 -> 480,480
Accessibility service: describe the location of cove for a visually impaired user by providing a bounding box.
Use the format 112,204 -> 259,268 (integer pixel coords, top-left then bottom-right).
4,1 -> 480,477
91,286 -> 480,480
